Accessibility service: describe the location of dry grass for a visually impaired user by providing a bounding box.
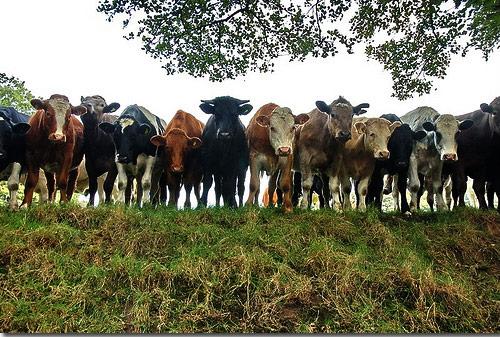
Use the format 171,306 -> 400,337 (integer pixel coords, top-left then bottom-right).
0,204 -> 498,332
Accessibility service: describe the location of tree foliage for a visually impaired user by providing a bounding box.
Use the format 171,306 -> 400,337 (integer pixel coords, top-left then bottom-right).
0,73 -> 36,114
97,0 -> 500,99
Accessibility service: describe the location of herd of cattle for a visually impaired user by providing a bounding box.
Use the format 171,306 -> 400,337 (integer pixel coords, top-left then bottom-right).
0,94 -> 499,214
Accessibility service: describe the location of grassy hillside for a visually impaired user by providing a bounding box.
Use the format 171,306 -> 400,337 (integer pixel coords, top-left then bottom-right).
0,204 -> 498,333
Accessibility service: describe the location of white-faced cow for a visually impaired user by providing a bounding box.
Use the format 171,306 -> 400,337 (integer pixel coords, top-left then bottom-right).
245,103 -> 309,213
21,95 -> 86,207
199,96 -> 252,208
294,96 -> 369,209
340,117 -> 401,210
80,95 -> 120,206
99,104 -> 166,206
400,107 -> 473,211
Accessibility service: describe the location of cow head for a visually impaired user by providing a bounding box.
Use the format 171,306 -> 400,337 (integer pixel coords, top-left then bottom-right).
80,95 -> 120,125
480,96 -> 500,132
199,96 -> 252,140
31,94 -> 86,143
150,128 -> 202,173
99,115 -> 151,164
422,114 -> 474,161
388,123 -> 427,168
315,96 -> 369,143
256,107 -> 309,157
0,113 -> 30,165
354,118 -> 401,160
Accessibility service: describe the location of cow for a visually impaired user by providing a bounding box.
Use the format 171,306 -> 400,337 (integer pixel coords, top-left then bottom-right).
339,117 -> 401,210
21,94 -> 86,207
80,95 -> 120,206
365,113 -> 427,213
150,110 -> 204,209
294,96 -> 369,209
245,103 -> 309,212
198,96 -> 252,208
446,97 -> 500,210
99,104 -> 166,206
400,106 -> 473,211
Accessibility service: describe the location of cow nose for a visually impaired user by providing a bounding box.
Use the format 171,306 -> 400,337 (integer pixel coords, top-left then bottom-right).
337,131 -> 351,142
277,146 -> 291,156
376,150 -> 390,160
218,132 -> 231,139
171,165 -> 183,173
442,153 -> 457,161
48,133 -> 66,143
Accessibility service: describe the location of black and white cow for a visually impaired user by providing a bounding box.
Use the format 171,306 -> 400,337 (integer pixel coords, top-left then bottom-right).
0,106 -> 47,208
99,104 -> 166,206
199,96 -> 252,207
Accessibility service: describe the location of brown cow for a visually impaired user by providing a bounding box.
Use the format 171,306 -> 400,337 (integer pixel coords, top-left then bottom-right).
245,103 -> 309,212
294,96 -> 369,209
340,117 -> 401,210
21,94 -> 86,207
150,110 -> 204,208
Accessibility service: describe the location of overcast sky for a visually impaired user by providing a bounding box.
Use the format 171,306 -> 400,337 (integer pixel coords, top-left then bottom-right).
1,0 -> 499,205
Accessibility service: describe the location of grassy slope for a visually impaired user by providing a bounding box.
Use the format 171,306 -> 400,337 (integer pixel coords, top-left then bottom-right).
0,204 -> 498,333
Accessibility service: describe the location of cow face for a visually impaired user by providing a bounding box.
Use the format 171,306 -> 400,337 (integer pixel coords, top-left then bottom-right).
200,96 -> 252,140
354,118 -> 401,160
388,124 -> 427,168
150,128 -> 202,173
80,95 -> 120,125
100,116 -> 151,164
31,94 -> 86,143
422,114 -> 474,161
256,107 -> 309,157
316,96 -> 369,142
480,96 -> 500,132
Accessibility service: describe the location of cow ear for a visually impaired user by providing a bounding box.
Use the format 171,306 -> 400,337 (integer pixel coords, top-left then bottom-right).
80,96 -> 85,103
459,119 -> 474,131
480,103 -> 493,113
238,104 -> 253,115
150,135 -> 166,147
353,103 -> 370,115
294,113 -> 310,125
12,123 -> 31,135
315,101 -> 331,113
413,130 -> 427,141
99,122 -> 116,134
354,121 -> 366,134
256,115 -> 270,127
199,103 -> 215,114
188,137 -> 202,149
103,102 -> 120,114
389,121 -> 402,132
422,121 -> 435,132
71,105 -> 87,116
139,123 -> 151,135
31,98 -> 45,110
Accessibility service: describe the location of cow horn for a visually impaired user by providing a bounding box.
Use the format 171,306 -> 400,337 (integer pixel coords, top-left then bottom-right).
200,99 -> 214,104
235,99 -> 250,105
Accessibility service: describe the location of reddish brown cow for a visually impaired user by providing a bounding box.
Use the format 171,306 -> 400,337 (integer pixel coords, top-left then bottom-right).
21,94 -> 86,207
150,110 -> 204,208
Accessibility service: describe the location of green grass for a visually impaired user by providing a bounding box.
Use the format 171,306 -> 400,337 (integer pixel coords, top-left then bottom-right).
0,204 -> 498,332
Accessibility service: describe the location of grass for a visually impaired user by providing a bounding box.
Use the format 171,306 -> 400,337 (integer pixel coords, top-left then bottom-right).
0,203 -> 498,332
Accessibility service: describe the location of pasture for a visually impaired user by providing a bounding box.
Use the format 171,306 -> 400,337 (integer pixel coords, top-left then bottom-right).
0,203 -> 498,333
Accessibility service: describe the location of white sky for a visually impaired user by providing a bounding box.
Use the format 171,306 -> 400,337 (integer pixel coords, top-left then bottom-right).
1,0 -> 499,206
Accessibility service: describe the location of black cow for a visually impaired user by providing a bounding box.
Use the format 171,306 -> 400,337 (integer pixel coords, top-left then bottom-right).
80,95 -> 120,206
99,104 -> 166,206
199,96 -> 252,207
365,113 -> 426,213
0,106 -> 35,208
448,97 -> 500,210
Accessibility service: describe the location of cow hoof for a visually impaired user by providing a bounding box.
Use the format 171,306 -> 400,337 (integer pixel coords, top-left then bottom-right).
20,204 -> 28,209
403,211 -> 412,216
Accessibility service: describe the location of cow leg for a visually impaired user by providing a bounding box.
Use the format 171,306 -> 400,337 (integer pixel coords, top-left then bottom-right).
184,180 -> 193,209
431,165 -> 447,211
7,163 -> 22,209
319,175 -> 330,209
357,176 -> 370,211
267,171 -> 279,208
292,171 -> 302,207
473,177 -> 488,209
245,155 -> 261,207
214,175 -> 222,207
486,181 -> 495,209
278,167 -> 293,213
139,156 -> 156,206
367,170 -> 383,210
97,174 -> 106,204
444,177 -> 452,210
103,165 -> 118,204
383,175 -> 393,195
392,174 -> 401,212
222,173 -> 237,208
167,173 -> 181,208
87,171 -> 99,207
407,155 -> 420,212
237,169 -> 246,207
66,168 -> 79,201
45,171 -> 56,202
21,167 -> 40,208
125,176 -> 133,206
339,169 -> 352,210
200,172 -> 213,207
116,162 -> 129,204
299,169 -> 314,210
35,170 -> 49,203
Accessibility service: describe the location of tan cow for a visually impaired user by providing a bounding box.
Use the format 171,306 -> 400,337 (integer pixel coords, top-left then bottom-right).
294,96 -> 369,209
245,103 -> 309,212
340,117 -> 401,210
